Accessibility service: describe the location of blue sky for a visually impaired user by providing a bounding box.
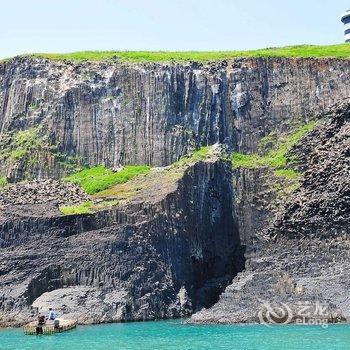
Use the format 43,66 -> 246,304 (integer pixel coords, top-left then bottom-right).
0,0 -> 349,58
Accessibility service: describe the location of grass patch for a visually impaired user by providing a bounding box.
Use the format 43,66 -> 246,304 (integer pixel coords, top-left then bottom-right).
232,121 -> 317,170
92,185 -> 139,200
94,199 -> 120,210
231,153 -> 261,169
64,165 -> 150,195
60,199 -> 120,215
191,146 -> 211,160
5,44 -> 350,63
0,176 -> 8,188
274,169 -> 300,180
60,201 -> 93,215
172,146 -> 212,167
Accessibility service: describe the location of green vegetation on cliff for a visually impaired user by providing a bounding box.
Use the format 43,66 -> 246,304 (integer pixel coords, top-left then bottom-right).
10,127 -> 43,160
0,127 -> 44,163
273,169 -> 300,180
7,44 -> 350,63
60,201 -> 93,215
232,121 -> 317,172
59,198 -> 121,215
60,146 -> 213,215
0,176 -> 8,188
172,146 -> 212,168
64,165 -> 150,195
231,121 -> 317,210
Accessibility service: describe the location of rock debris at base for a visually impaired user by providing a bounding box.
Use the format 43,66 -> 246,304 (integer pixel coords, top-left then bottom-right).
0,179 -> 88,207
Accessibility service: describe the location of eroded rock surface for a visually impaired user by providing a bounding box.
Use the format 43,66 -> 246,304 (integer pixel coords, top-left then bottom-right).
1,57 -> 350,181
274,100 -> 350,238
190,101 -> 350,324
190,237 -> 349,324
0,157 -> 244,327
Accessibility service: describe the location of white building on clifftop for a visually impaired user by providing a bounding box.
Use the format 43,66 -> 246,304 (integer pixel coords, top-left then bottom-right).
341,10 -> 350,42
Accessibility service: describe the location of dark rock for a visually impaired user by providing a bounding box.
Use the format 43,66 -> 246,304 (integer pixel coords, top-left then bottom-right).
0,158 -> 244,326
1,57 -> 349,327
274,99 -> 350,238
0,179 -> 88,207
189,100 -> 350,324
1,57 -> 350,181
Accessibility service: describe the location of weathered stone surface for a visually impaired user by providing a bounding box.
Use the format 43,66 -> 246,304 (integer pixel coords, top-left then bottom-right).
190,101 -> 350,324
0,157 -> 244,327
0,179 -> 88,207
273,99 -> 350,238
190,236 -> 349,324
31,286 -> 129,325
0,57 -> 349,328
1,57 -> 350,181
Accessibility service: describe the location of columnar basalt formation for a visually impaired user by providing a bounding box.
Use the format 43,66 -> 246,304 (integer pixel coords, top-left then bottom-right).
0,156 -> 244,326
190,101 -> 350,324
1,57 -> 350,181
0,57 -> 349,327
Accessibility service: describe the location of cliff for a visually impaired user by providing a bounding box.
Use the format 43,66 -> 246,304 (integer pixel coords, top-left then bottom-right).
0,56 -> 349,326
190,101 -> 350,324
1,57 -> 350,181
0,149 -> 245,326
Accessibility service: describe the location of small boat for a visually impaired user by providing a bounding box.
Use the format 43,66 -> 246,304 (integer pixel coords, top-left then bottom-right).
23,318 -> 77,335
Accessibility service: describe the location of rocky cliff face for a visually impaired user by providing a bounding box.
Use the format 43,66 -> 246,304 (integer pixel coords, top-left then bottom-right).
1,57 -> 350,181
0,57 -> 349,327
190,101 -> 350,324
273,101 -> 350,238
0,154 -> 244,326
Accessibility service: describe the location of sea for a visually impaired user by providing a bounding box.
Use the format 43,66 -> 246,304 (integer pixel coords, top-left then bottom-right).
1,320 -> 349,350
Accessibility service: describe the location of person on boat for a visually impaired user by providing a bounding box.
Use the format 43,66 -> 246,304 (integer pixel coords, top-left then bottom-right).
36,313 -> 45,335
47,307 -> 57,321
37,313 -> 45,325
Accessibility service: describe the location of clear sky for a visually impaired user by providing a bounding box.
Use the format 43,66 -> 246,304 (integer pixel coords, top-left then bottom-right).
1,0 -> 349,58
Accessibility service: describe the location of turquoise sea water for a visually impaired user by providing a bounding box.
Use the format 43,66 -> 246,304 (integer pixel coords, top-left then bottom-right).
1,320 -> 350,350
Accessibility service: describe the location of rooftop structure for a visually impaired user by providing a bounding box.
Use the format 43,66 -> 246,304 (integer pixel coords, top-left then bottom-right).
341,10 -> 350,42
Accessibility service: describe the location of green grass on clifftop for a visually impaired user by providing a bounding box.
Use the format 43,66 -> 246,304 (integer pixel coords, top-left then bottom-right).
172,146 -> 212,167
64,165 -> 150,195
11,44 -> 350,63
